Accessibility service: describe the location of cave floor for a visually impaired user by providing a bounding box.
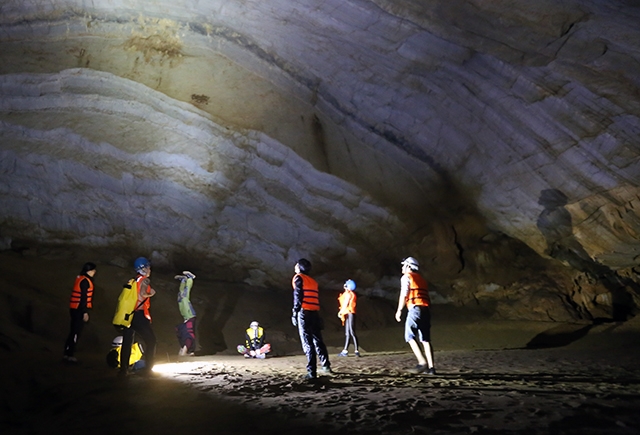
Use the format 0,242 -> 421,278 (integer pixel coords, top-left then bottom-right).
3,339 -> 640,435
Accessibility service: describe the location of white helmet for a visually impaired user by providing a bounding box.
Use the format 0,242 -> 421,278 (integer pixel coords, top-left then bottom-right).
112,336 -> 123,347
250,321 -> 259,328
401,257 -> 419,270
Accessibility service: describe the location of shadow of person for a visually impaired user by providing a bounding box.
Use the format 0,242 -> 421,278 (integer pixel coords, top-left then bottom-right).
537,189 -> 636,322
525,323 -> 593,349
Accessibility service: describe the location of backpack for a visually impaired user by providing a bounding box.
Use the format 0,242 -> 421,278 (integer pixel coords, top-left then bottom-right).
112,278 -> 141,328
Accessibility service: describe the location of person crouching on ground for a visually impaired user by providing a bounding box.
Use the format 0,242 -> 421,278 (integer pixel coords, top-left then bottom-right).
174,271 -> 197,356
395,257 -> 436,375
237,321 -> 271,358
337,279 -> 360,357
63,262 -> 97,363
291,258 -> 332,379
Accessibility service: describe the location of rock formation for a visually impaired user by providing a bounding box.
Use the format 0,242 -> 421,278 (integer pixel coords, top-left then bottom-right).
1,0 -> 639,321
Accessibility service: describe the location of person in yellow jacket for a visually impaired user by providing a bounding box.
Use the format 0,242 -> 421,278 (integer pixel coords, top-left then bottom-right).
119,257 -> 156,377
395,257 -> 436,374
106,336 -> 145,371
337,279 -> 360,357
237,321 -> 271,358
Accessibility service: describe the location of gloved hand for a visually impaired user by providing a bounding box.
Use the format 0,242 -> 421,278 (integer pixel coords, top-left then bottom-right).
291,310 -> 298,327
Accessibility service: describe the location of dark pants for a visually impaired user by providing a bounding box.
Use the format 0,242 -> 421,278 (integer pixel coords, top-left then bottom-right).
64,308 -> 85,357
343,313 -> 359,351
120,311 -> 156,373
176,317 -> 197,353
297,310 -> 330,376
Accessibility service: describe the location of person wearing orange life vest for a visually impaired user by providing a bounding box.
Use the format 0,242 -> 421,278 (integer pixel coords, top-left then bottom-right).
119,257 -> 157,377
291,258 -> 332,379
337,279 -> 360,357
395,257 -> 436,375
63,262 -> 97,363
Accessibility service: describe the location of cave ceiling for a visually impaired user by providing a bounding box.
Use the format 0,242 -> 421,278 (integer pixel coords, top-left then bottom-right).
1,0 -> 639,319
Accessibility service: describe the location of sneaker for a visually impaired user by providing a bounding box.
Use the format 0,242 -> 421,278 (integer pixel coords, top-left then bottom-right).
178,346 -> 188,356
426,367 -> 436,375
408,364 -> 427,374
63,355 -> 78,363
174,275 -> 185,280
244,354 -> 251,358
338,350 -> 348,357
355,351 -> 361,357
304,373 -> 317,380
320,366 -> 333,374
183,271 -> 196,279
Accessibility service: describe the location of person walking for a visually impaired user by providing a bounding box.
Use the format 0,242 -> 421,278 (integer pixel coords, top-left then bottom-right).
63,262 -> 97,363
291,258 -> 331,379
119,257 -> 157,377
174,271 -> 197,356
337,279 -> 360,357
395,257 -> 436,374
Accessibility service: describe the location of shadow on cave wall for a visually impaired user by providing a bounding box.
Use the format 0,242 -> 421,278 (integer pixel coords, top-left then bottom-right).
196,286 -> 243,355
537,189 -> 638,323
525,323 -> 593,349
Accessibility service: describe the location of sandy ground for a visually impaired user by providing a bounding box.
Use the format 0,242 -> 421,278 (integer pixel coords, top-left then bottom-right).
3,321 -> 640,435
2,250 -> 640,434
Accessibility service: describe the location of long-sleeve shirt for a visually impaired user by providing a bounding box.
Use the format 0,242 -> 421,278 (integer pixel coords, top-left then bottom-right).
177,277 -> 196,320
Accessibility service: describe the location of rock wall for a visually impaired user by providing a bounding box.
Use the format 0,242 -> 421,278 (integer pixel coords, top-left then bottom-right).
1,0 -> 639,320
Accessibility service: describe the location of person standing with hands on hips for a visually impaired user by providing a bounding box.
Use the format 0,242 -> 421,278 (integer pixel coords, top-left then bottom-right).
337,279 -> 360,357
120,257 -> 157,377
395,257 -> 436,374
291,258 -> 332,380
63,262 -> 97,363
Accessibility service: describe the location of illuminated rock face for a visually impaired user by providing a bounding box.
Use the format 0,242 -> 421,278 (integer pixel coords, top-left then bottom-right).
0,0 -> 639,319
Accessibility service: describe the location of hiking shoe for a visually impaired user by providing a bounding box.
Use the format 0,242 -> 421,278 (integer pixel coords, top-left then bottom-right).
183,271 -> 196,279
355,351 -> 361,357
426,367 -> 437,375
320,366 -> 333,374
338,350 -> 348,357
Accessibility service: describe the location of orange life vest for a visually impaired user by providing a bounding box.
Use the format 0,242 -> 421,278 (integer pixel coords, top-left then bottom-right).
338,291 -> 356,315
292,273 -> 320,311
405,272 -> 430,308
135,275 -> 152,321
70,275 -> 93,309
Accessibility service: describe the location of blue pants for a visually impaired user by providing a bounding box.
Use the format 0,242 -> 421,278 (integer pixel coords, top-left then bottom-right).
405,305 -> 431,343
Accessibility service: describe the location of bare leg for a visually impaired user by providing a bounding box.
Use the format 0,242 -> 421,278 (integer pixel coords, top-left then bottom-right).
408,339 -> 427,365
421,341 -> 434,368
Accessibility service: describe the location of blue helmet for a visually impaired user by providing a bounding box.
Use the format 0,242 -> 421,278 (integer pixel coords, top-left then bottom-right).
344,279 -> 356,291
134,257 -> 150,273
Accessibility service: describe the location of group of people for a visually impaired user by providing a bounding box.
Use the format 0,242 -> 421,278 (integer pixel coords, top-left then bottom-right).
290,256 -> 435,379
63,257 -> 198,376
63,254 -> 436,379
